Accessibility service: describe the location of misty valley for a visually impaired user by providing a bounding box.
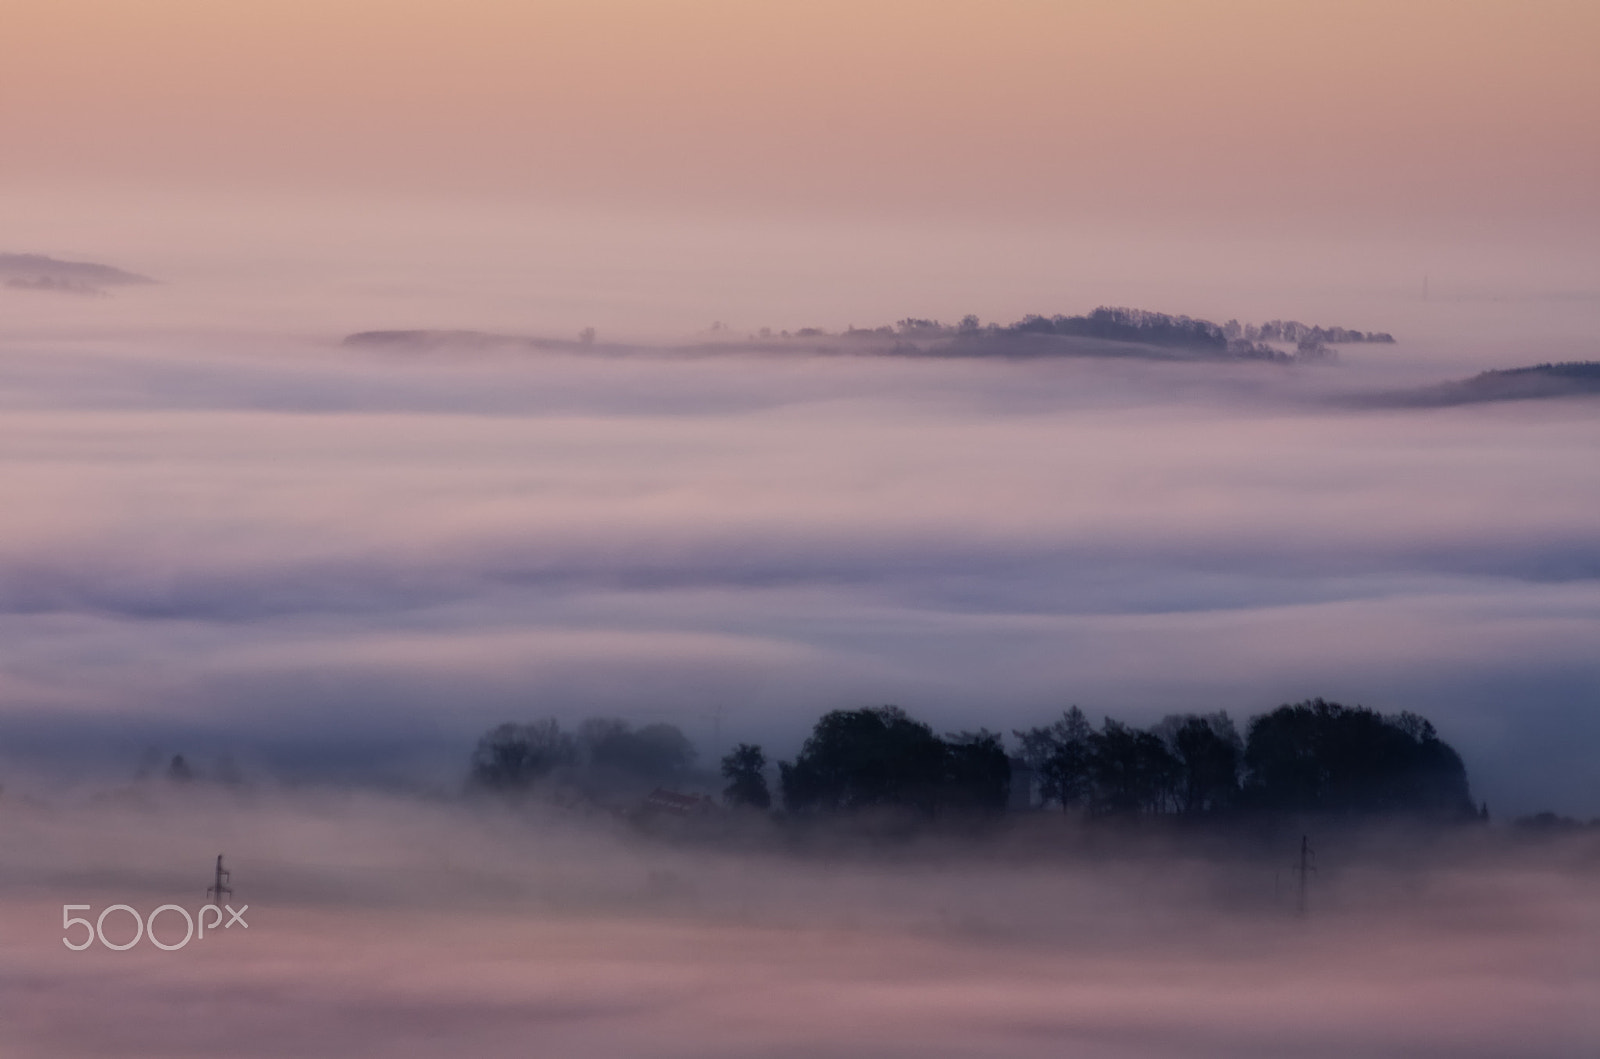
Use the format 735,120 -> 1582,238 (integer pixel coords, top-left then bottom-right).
2,262 -> 1597,1058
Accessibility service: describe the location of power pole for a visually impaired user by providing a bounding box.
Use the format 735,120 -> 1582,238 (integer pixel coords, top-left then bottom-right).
1292,834 -> 1315,917
207,854 -> 233,904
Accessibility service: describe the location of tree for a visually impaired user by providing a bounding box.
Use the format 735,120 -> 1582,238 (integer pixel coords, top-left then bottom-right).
1152,712 -> 1242,814
470,719 -> 576,791
780,707 -> 1013,816
578,718 -> 696,785
943,730 -> 1011,812
721,743 -> 771,809
1007,307 -> 1228,350
780,706 -> 949,814
1086,719 -> 1180,815
1242,699 -> 1474,817
1014,706 -> 1094,810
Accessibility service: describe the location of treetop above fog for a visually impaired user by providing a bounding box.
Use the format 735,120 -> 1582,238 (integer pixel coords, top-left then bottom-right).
469,696 -> 1477,827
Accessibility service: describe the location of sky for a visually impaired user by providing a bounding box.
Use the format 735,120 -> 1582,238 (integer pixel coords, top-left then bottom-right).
1,1 -> 1598,816
5,1 -> 1598,249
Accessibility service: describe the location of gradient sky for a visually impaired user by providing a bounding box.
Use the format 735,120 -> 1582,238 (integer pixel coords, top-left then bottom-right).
6,0 -> 1597,249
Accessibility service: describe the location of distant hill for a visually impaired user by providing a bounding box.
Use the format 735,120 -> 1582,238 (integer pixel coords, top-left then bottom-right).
0,253 -> 155,295
344,307 -> 1395,366
341,325 -> 1240,363
1363,363 -> 1600,408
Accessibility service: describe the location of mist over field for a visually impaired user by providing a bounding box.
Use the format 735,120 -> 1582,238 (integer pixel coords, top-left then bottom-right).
2,790 -> 1597,1058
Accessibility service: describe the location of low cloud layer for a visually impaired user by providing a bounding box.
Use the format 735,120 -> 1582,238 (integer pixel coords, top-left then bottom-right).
0,297 -> 1597,814
1,793 -> 1596,1057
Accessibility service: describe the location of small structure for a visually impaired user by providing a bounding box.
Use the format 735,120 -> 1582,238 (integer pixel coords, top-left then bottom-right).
206,854 -> 233,903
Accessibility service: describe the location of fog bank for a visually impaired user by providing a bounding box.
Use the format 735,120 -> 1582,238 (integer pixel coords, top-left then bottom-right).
2,792 -> 1596,1057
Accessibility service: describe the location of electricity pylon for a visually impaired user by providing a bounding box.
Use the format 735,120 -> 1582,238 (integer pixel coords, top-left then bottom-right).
206,854 -> 233,903
1292,834 -> 1315,917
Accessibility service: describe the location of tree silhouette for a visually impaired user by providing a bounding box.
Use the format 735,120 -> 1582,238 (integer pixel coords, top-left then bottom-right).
578,718 -> 696,785
1015,707 -> 1094,809
943,730 -> 1011,812
721,743 -> 771,809
1242,699 -> 1474,817
780,706 -> 949,813
1009,307 -> 1228,349
779,706 -> 1009,815
469,719 -> 576,791
1152,712 -> 1242,814
1086,719 -> 1179,815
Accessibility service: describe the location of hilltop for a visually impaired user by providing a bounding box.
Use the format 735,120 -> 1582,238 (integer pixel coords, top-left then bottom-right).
0,253 -> 155,295
346,307 -> 1396,365
1362,362 -> 1600,408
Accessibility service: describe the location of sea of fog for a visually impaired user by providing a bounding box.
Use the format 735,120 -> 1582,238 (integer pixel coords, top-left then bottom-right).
1,263 -> 1597,815
1,792 -> 1597,1057
1,211 -> 1598,1056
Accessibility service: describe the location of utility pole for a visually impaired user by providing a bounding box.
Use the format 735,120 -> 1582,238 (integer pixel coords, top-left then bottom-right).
207,854 -> 233,904
1292,834 -> 1315,917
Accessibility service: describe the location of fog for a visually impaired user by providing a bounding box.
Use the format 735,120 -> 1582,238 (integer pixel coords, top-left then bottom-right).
7,2 -> 1598,1050
3,253 -> 1599,813
0,194 -> 1597,823
2,791 -> 1596,1057
2,229 -> 1598,1053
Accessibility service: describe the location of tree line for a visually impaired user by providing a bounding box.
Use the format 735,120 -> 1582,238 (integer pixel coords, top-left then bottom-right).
470,717 -> 697,797
471,698 -> 1480,823
748,308 -> 1388,367
1223,319 -> 1395,345
1007,700 -> 1475,818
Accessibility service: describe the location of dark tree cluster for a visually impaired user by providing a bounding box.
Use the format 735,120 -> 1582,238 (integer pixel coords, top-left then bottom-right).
777,707 -> 1009,816
1240,700 -> 1473,816
1005,307 -> 1229,349
753,308 -> 1392,365
1223,319 -> 1395,345
1014,707 -> 1243,816
469,716 -> 696,795
576,718 -> 696,785
1225,339 -> 1297,362
1014,699 -> 1475,820
469,719 -> 577,791
470,699 -> 1476,824
721,743 -> 772,809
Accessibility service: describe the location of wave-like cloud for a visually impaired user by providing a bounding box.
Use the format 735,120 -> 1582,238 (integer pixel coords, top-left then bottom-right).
0,333 -> 1595,812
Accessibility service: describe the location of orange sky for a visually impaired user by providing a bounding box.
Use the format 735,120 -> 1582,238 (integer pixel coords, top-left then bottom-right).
4,0 -> 1597,244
